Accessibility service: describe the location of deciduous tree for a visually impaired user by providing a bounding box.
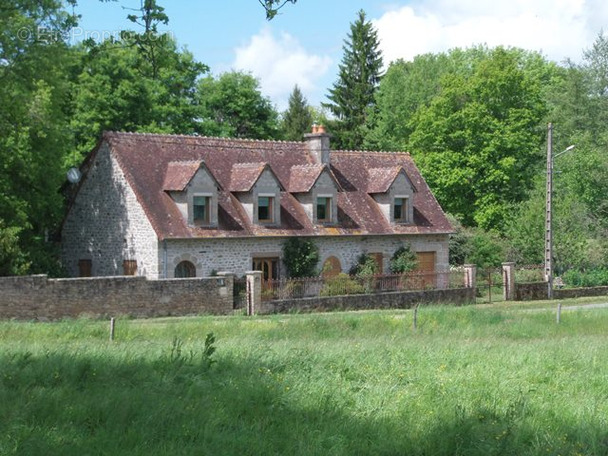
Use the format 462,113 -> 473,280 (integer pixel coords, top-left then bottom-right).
0,0 -> 77,274
69,36 -> 207,163
196,71 -> 281,139
408,47 -> 550,231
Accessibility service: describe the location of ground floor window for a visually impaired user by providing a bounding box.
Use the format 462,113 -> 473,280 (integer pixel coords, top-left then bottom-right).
78,259 -> 92,277
175,260 -> 196,278
123,260 -> 137,276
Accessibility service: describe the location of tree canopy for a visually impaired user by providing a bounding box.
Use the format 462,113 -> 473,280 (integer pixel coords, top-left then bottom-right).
281,85 -> 313,140
402,47 -> 552,230
196,71 -> 281,140
0,0 -> 78,274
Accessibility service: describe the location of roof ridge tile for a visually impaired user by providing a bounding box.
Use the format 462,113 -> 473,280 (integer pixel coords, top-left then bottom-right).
104,130 -> 305,146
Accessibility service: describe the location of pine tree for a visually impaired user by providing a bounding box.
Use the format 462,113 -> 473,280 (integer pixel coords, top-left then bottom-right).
324,10 -> 383,150
282,85 -> 313,140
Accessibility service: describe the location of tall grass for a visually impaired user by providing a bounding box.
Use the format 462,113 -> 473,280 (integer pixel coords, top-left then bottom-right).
1,301 -> 607,455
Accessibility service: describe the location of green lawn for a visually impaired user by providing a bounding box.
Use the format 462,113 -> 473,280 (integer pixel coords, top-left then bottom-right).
1,298 -> 607,455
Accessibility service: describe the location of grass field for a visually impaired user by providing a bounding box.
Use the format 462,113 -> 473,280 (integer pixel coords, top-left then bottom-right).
1,298 -> 607,455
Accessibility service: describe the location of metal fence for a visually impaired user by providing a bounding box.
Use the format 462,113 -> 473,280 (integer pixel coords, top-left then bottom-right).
260,269 -> 465,302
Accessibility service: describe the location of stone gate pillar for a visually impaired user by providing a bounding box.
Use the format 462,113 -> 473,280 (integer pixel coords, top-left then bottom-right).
464,264 -> 477,289
216,272 -> 234,313
245,271 -> 262,316
502,262 -> 516,301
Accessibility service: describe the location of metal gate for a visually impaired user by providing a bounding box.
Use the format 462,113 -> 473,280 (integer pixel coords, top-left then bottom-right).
476,267 -> 505,303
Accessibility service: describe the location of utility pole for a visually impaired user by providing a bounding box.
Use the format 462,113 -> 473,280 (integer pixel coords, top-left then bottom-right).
545,124 -> 575,302
545,124 -> 553,299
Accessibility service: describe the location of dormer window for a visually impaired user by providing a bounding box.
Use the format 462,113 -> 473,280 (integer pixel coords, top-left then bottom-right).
193,195 -> 210,224
394,196 -> 408,223
316,195 -> 332,223
257,195 -> 276,223
164,161 -> 221,228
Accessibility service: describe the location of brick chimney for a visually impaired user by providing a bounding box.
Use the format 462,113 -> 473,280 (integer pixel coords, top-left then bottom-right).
304,124 -> 331,165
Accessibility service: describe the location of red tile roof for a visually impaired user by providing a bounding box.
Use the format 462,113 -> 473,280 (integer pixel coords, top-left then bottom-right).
100,131 -> 452,239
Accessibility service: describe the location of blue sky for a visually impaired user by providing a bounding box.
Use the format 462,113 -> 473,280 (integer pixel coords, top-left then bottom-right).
73,0 -> 608,111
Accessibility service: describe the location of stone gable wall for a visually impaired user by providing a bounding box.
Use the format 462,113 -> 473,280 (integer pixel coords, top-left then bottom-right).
61,143 -> 159,278
0,274 -> 232,320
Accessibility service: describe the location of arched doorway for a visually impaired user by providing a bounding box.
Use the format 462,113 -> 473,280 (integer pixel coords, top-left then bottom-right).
175,260 -> 196,278
322,256 -> 342,278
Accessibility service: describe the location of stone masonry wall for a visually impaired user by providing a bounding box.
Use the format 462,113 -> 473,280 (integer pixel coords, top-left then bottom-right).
515,282 -> 608,301
515,282 -> 548,301
61,143 -> 159,278
162,234 -> 449,279
0,275 -> 232,320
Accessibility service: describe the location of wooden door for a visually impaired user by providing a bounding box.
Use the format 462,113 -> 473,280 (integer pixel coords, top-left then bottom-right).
415,252 -> 436,288
252,258 -> 279,282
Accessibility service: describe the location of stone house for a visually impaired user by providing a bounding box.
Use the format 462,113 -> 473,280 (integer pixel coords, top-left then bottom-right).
61,127 -> 452,280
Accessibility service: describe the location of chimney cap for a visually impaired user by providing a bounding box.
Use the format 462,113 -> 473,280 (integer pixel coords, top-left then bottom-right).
309,124 -> 327,135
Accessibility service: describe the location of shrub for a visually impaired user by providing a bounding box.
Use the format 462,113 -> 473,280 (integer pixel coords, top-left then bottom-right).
562,268 -> 608,288
282,237 -> 319,278
320,273 -> 365,296
348,254 -> 379,293
348,253 -> 378,277
466,229 -> 506,269
390,244 -> 418,273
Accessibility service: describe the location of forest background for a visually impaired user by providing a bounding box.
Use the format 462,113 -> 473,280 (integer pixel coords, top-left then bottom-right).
1,0 -> 607,286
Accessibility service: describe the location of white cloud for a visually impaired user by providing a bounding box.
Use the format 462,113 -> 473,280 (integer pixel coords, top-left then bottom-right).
233,28 -> 332,110
373,0 -> 607,66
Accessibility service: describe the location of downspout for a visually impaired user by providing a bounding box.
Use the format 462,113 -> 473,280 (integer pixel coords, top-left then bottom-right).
163,239 -> 168,279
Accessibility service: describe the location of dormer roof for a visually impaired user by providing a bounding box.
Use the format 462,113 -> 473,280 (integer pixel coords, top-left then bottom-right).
228,162 -> 284,192
163,161 -> 200,191
163,160 -> 222,192
367,166 -> 417,194
288,164 -> 341,193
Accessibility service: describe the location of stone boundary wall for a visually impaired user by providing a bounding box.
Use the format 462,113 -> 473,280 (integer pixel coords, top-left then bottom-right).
515,282 -> 548,301
258,287 -> 475,314
555,286 -> 608,299
515,282 -> 608,301
0,274 -> 233,320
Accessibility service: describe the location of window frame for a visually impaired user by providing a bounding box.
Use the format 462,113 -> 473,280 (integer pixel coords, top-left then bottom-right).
175,260 -> 196,278
316,195 -> 333,223
257,194 -> 276,224
393,195 -> 409,223
192,194 -> 211,225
